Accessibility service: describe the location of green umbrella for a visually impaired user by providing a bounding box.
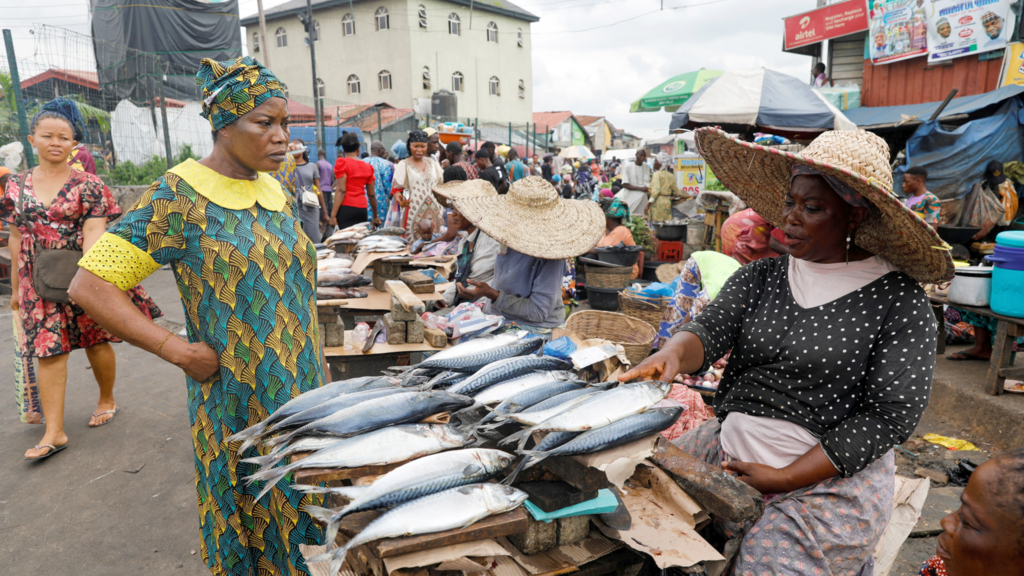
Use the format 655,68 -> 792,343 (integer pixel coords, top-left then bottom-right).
629,69 -> 723,113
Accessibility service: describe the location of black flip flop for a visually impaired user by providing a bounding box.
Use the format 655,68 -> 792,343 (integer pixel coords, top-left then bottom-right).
946,352 -> 990,362
25,443 -> 68,461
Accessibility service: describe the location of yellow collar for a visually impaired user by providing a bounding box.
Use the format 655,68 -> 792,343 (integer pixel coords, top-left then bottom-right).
167,158 -> 287,212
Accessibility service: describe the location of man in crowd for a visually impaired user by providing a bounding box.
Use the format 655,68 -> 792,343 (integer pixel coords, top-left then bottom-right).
448,142 -> 478,180
476,149 -> 509,194
316,149 -> 335,219
617,149 -> 651,216
506,148 -> 529,184
541,156 -> 554,183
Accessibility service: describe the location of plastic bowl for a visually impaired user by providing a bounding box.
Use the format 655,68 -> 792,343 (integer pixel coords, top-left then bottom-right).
586,286 -> 623,311
594,245 -> 642,267
654,224 -> 687,242
937,225 -> 982,247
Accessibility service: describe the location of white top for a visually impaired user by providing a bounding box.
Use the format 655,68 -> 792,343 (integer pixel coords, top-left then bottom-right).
719,254 -> 899,469
442,229 -> 501,305
620,161 -> 651,189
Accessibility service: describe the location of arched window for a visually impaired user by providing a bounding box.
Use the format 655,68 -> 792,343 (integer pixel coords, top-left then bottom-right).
452,71 -> 464,92
487,22 -> 498,43
275,27 -> 287,47
281,82 -> 289,98
342,13 -> 355,36
418,5 -> 428,28
518,80 -> 525,99
375,7 -> 390,31
252,31 -> 260,52
347,74 -> 361,94
517,28 -> 523,47
422,66 -> 431,90
312,20 -> 321,41
489,76 -> 500,96
448,13 -> 461,35
379,70 -> 392,91
316,78 -> 325,98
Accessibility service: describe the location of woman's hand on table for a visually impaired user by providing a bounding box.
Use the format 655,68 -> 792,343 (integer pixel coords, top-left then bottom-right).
456,279 -> 498,302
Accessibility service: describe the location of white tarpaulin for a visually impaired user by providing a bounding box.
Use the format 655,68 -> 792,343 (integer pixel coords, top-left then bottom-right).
111,100 -> 213,166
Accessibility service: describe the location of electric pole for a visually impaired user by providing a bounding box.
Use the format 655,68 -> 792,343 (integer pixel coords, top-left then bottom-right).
300,0 -> 324,151
257,0 -> 271,68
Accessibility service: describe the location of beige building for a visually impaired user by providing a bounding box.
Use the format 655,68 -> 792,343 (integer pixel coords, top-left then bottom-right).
241,0 -> 538,125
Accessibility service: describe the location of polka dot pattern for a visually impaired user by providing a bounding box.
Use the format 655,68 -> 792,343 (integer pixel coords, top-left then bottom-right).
675,255 -> 935,477
79,232 -> 162,291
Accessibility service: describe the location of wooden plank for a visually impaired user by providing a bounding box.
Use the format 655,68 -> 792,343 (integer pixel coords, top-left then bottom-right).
384,280 -> 426,314
329,508 -> 530,559
648,435 -> 764,523
293,460 -> 406,484
317,299 -> 349,307
538,455 -> 611,493
986,320 -> 1014,396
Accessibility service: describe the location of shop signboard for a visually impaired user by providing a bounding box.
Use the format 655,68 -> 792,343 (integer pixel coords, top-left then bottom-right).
998,41 -> 1024,86
927,0 -> 1014,63
676,155 -> 706,196
784,0 -> 869,50
867,0 -> 929,64
571,122 -> 586,146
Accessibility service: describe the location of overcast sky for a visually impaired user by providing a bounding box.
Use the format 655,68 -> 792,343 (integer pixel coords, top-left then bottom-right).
6,0 -> 819,140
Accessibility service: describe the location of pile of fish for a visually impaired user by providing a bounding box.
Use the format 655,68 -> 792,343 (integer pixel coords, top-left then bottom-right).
317,270 -> 370,300
232,330 -> 685,575
355,234 -> 408,254
326,222 -> 372,246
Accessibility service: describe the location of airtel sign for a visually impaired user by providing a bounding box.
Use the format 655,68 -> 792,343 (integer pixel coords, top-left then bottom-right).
784,0 -> 869,50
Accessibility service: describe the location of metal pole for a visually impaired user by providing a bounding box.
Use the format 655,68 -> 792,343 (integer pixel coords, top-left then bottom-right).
305,0 -> 323,151
928,89 -> 960,121
159,69 -> 173,168
377,105 -> 382,143
3,29 -> 35,168
256,0 -> 272,68
525,121 -> 530,158
508,122 -> 512,147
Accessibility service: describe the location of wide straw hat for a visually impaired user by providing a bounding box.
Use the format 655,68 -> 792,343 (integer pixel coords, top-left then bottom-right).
656,262 -> 684,284
433,179 -> 496,207
452,176 -> 605,259
694,127 -> 954,284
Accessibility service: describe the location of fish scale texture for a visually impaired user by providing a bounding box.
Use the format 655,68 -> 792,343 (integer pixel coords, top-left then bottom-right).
101,173 -> 325,576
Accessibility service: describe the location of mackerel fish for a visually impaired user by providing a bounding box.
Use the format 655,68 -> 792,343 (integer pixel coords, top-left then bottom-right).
448,356 -> 574,397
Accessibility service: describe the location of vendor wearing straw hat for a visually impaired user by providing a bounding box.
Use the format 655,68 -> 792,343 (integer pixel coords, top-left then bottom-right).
621,128 -> 953,576
434,179 -> 502,306
452,176 -> 604,334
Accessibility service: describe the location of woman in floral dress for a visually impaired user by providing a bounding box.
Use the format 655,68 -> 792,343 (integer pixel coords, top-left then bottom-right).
392,130 -> 444,239
1,98 -> 162,460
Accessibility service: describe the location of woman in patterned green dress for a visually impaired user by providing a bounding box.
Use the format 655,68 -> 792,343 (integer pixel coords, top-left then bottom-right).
70,57 -> 324,576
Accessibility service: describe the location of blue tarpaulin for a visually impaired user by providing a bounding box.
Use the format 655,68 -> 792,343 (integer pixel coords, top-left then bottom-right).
844,85 -> 1024,129
895,98 -> 1024,200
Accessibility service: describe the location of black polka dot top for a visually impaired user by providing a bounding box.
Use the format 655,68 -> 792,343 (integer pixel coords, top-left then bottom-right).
677,255 -> 936,477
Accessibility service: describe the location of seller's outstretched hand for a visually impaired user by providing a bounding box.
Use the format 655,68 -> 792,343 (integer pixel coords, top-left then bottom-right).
618,348 -> 680,383
456,279 -> 499,302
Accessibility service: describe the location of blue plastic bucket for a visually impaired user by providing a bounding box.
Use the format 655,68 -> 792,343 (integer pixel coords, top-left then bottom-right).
989,231 -> 1024,317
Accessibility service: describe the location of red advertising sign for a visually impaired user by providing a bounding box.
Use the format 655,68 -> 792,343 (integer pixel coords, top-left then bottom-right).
784,0 -> 870,50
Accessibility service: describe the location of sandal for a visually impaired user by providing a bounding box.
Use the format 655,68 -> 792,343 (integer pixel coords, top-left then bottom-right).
89,406 -> 119,428
25,443 -> 68,461
946,351 -> 990,362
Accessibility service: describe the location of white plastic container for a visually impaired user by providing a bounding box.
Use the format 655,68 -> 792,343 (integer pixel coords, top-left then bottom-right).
947,266 -> 993,307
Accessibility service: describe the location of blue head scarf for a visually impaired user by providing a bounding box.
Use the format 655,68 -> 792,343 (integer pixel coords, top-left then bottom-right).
32,98 -> 87,141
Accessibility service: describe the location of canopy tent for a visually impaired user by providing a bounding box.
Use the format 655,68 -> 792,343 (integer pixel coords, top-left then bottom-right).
844,85 -> 1024,130
559,145 -> 595,160
630,69 -> 723,113
669,67 -> 855,137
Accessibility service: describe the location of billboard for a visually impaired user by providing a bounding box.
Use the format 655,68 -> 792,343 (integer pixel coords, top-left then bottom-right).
868,0 -> 930,64
998,41 -> 1024,87
784,0 -> 870,50
927,0 -> 1014,63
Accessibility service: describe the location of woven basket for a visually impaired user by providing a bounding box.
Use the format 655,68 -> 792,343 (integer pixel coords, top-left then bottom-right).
585,265 -> 633,289
618,287 -> 671,332
565,310 -> 655,366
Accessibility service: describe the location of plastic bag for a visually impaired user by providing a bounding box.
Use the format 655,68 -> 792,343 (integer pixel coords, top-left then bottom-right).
543,336 -> 578,360
961,183 -> 1004,230
350,322 -> 371,350
946,459 -> 978,487
422,313 -> 446,331
636,282 -> 674,298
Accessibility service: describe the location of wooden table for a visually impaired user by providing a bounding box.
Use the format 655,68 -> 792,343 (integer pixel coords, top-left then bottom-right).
333,284 -> 450,312
929,295 -> 1024,396
325,330 -> 447,378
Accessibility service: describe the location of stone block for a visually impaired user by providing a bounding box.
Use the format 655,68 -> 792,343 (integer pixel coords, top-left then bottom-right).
390,295 -> 418,321
373,260 -> 405,279
506,514 -> 557,556
556,515 -> 591,546
324,320 -> 345,348
424,328 -> 448,348
406,317 -> 425,344
382,313 -> 406,345
372,272 -> 389,293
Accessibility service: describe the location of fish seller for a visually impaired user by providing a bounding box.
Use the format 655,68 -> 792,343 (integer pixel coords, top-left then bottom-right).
69,57 -> 325,576
621,128 -> 954,576
452,176 -> 604,336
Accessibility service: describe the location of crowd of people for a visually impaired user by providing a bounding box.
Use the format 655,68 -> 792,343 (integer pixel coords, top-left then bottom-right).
4,54 -> 1024,576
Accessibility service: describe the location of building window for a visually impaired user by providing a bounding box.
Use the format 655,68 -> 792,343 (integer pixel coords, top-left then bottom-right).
487,22 -> 498,43
452,71 -> 463,92
379,70 -> 392,91
418,4 -> 428,28
342,13 -> 355,36
489,76 -> 500,96
316,78 -> 326,98
423,67 -> 431,90
348,74 -> 361,94
375,7 -> 390,31
252,31 -> 260,52
448,13 -> 460,35
518,80 -> 525,99
312,20 -> 320,41
281,82 -> 289,98
275,27 -> 287,47
517,28 -> 523,47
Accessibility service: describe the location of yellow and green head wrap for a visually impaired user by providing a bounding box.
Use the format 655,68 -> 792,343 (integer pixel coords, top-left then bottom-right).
196,56 -> 286,130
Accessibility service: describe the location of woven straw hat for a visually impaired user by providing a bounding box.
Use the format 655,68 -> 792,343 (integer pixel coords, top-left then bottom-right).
656,262 -> 684,284
695,127 -> 954,284
433,179 -> 496,207
452,176 -> 605,259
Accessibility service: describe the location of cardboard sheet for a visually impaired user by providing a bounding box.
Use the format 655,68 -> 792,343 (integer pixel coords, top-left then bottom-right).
351,250 -> 411,275
352,250 -> 457,277
873,475 -> 930,576
594,463 -> 723,570
338,284 -> 450,311
571,434 -> 658,488
497,530 -> 622,575
325,330 -> 447,357
382,538 -> 510,575
300,544 -> 358,576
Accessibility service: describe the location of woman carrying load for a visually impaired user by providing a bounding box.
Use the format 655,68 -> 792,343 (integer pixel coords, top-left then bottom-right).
622,128 -> 954,576
70,57 -> 326,576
